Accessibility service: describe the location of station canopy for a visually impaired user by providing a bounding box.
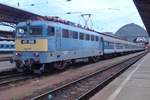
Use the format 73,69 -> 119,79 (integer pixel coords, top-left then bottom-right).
0,1 -> 150,36
134,0 -> 150,36
0,3 -> 42,24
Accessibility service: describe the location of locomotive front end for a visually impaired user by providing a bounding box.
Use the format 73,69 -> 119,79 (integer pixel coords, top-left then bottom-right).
15,38 -> 48,72
14,21 -> 49,72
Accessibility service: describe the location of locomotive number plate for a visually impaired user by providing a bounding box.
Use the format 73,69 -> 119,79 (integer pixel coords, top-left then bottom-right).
21,40 -> 36,44
16,39 -> 48,51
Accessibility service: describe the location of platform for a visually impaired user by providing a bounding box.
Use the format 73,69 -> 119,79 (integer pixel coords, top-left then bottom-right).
0,61 -> 15,72
90,52 -> 150,100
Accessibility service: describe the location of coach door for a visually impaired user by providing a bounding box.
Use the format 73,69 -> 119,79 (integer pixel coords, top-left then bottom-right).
100,37 -> 104,55
55,27 -> 61,50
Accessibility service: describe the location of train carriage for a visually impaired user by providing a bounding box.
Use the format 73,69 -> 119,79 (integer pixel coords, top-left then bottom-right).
0,39 -> 15,53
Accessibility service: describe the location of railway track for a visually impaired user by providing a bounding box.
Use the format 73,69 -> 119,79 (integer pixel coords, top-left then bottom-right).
31,51 -> 147,100
0,71 -> 36,86
0,69 -> 16,76
0,73 -> 32,85
0,69 -> 39,86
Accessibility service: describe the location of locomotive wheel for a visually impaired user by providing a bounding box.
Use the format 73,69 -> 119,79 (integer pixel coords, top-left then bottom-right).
16,63 -> 25,72
32,64 -> 45,74
53,61 -> 67,70
16,64 -> 23,72
44,63 -> 55,73
16,65 -> 31,73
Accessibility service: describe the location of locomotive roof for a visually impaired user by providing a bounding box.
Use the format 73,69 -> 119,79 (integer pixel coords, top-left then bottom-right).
17,20 -> 136,44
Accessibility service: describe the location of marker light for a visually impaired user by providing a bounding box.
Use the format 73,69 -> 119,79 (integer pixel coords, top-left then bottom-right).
34,52 -> 39,57
16,53 -> 21,56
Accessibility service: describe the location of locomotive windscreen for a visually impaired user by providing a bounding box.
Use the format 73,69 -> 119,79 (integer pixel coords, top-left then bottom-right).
30,26 -> 42,35
16,26 -> 43,36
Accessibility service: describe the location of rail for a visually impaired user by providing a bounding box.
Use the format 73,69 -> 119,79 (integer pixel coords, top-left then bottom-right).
31,51 -> 147,100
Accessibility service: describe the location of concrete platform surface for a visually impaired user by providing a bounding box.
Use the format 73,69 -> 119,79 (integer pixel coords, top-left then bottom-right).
0,61 -> 15,72
90,52 -> 150,100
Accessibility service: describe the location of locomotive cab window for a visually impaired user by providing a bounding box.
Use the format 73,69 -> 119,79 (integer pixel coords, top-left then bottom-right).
30,26 -> 43,35
48,26 -> 55,36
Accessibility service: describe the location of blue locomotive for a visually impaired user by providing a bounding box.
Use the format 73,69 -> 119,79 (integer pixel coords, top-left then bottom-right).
13,17 -> 145,73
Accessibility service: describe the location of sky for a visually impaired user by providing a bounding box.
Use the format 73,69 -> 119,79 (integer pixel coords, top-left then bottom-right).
0,0 -> 145,33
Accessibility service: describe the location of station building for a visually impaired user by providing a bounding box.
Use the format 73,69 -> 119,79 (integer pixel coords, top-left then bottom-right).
115,23 -> 149,44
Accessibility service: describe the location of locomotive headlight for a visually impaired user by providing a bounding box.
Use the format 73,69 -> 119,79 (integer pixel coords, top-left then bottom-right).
34,52 -> 39,57
16,52 -> 21,56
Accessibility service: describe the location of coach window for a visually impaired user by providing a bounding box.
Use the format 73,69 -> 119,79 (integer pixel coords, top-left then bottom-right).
62,29 -> 69,38
11,45 -> 14,48
85,34 -> 90,40
73,31 -> 78,39
0,45 -> 4,48
69,31 -> 73,38
91,35 -> 94,41
79,33 -> 84,40
6,45 -> 9,48
48,26 -> 55,36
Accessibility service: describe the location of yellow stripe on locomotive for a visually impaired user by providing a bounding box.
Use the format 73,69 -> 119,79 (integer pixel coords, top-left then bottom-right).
15,39 -> 48,51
